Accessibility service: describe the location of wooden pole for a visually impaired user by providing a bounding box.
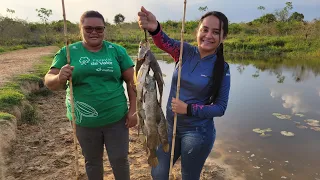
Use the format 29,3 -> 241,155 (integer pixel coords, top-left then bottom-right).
61,0 -> 79,179
169,0 -> 187,179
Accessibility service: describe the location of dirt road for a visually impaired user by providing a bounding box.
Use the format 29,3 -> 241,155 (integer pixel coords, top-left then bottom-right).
0,47 -> 58,87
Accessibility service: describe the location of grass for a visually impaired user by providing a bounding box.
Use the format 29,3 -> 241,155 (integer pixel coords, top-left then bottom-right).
0,89 -> 24,109
120,33 -> 320,58
0,112 -> 15,121
0,54 -> 54,124
21,102 -> 37,124
15,74 -> 42,83
34,55 -> 53,77
0,45 -> 28,54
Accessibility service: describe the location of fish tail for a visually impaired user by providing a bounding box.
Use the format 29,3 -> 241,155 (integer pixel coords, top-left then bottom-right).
162,143 -> 170,153
148,150 -> 159,167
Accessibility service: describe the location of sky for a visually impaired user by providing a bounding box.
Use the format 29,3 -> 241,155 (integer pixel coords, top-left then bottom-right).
0,0 -> 319,24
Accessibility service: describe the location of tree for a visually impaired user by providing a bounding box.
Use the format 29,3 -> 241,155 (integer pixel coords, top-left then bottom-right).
114,13 -> 125,25
289,12 -> 304,22
35,8 -> 52,45
36,8 -> 52,24
261,13 -> 277,23
6,8 -> 15,19
198,6 -> 208,13
229,23 -> 242,34
252,13 -> 276,24
275,2 -> 293,22
257,6 -> 266,15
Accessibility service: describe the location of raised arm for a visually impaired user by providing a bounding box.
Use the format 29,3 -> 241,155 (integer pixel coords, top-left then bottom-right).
149,22 -> 181,62
138,6 -> 181,62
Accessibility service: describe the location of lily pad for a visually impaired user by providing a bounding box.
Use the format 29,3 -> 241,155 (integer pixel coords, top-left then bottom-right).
295,113 -> 305,117
272,113 -> 282,116
260,133 -> 272,137
310,127 -> 320,132
296,125 -> 308,129
280,131 -> 295,137
253,128 -> 272,137
253,128 -> 264,134
304,119 -> 320,127
253,128 -> 272,133
272,113 -> 291,120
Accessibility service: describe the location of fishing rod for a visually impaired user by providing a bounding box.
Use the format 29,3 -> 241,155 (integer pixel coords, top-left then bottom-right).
169,0 -> 187,179
61,0 -> 79,179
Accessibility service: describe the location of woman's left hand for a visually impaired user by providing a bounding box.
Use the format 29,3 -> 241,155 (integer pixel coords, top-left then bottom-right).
171,97 -> 188,114
126,109 -> 137,128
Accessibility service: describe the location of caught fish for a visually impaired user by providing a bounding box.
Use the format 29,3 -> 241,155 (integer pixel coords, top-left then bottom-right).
136,41 -> 164,106
135,40 -> 169,167
143,74 -> 169,167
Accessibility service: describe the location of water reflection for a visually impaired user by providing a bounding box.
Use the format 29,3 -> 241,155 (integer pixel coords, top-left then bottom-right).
129,53 -> 320,179
270,89 -> 310,114
228,55 -> 320,83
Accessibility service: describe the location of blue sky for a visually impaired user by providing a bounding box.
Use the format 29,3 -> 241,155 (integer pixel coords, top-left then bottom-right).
0,0 -> 319,23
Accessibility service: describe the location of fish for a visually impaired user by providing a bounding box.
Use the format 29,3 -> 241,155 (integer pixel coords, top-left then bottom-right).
136,40 -> 164,106
135,40 -> 169,167
142,74 -> 169,167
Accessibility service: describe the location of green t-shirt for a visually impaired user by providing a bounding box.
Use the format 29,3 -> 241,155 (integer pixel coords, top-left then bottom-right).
51,41 -> 134,127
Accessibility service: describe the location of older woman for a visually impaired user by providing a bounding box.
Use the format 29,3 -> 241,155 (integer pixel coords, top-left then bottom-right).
44,10 -> 136,180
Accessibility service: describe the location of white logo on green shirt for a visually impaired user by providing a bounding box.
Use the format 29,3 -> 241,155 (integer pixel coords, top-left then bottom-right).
79,57 -> 90,65
68,97 -> 99,123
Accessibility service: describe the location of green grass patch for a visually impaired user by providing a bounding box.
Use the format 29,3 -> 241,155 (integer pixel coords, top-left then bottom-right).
0,45 -> 28,54
0,51 -> 56,125
34,55 -> 54,77
21,102 -> 37,124
0,89 -> 24,109
0,112 -> 15,120
0,82 -> 21,92
15,74 -> 42,83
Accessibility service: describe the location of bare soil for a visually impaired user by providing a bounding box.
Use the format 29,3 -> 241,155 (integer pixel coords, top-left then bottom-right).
0,46 -> 58,87
0,47 -> 243,180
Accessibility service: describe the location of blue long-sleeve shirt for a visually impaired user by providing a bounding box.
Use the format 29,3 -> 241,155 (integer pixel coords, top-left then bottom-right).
152,25 -> 231,127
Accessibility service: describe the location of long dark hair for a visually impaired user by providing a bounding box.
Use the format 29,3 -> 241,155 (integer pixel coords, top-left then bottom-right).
199,11 -> 229,104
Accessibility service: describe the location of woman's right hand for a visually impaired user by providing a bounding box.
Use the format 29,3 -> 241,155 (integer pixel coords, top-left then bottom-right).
58,64 -> 74,83
137,6 -> 158,32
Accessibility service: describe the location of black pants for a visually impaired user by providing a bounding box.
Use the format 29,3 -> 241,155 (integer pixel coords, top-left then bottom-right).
76,116 -> 129,180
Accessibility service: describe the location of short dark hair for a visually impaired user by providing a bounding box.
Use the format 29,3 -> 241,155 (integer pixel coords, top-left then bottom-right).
79,10 -> 106,27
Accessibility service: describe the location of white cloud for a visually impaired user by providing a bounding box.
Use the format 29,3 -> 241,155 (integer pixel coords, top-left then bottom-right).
270,88 -> 310,114
270,89 -> 280,98
281,93 -> 309,114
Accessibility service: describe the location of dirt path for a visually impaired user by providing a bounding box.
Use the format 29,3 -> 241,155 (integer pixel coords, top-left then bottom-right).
4,90 -> 241,180
1,47 -> 242,180
0,46 -> 58,87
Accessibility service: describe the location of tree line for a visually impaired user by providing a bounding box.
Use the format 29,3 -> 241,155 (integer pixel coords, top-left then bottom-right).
0,2 -> 319,56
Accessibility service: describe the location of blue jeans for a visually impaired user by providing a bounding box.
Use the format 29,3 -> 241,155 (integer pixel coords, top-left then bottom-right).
151,120 -> 216,180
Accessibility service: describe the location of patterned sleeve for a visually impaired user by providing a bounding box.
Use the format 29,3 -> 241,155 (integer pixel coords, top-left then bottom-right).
190,63 -> 231,118
51,47 -> 67,69
151,21 -> 195,62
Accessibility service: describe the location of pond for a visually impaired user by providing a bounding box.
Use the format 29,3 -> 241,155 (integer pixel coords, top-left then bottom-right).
130,55 -> 320,180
